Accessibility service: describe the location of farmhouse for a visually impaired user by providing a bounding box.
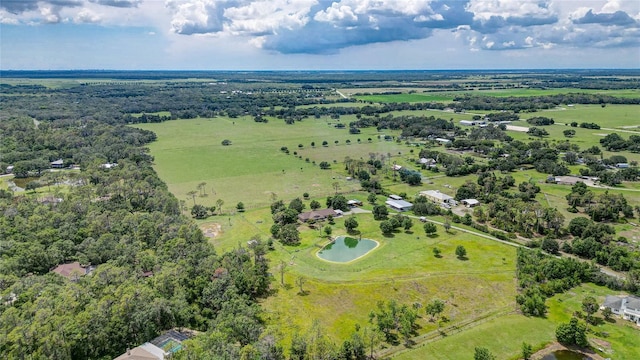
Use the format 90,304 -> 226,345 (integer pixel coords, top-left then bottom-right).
392,164 -> 402,171
601,295 -> 640,326
385,199 -> 413,212
420,190 -> 456,207
459,120 -> 486,126
616,163 -> 629,169
347,200 -> 363,207
50,159 -> 65,168
553,176 -> 584,185
461,199 -> 480,207
114,329 -> 193,360
298,208 -> 337,222
51,262 -> 94,281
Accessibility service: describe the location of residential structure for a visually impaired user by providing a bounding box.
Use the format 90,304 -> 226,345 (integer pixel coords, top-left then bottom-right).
601,295 -> 640,326
552,176 -> 583,185
50,159 -> 65,168
298,208 -> 337,222
419,190 -> 457,207
51,262 -> 94,281
114,329 -> 192,360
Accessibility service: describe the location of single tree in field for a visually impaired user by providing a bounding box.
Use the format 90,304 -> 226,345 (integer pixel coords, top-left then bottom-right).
432,247 -> 442,258
367,193 -> 377,204
332,182 -> 340,194
443,219 -> 452,233
236,202 -> 245,212
455,245 -> 467,259
425,299 -> 445,322
424,222 -> 437,236
187,190 -> 197,206
295,276 -> 306,295
311,141 -> 315,147
197,181 -> 207,196
522,342 -> 533,360
216,199 -> 224,214
278,260 -> 286,286
474,347 -> 496,360
324,226 -> 332,237
335,140 -> 339,145
322,140 -> 328,147
344,217 -> 359,233
582,296 -> 598,324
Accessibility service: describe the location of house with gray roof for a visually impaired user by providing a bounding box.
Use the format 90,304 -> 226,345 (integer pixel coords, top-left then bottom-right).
601,295 -> 640,326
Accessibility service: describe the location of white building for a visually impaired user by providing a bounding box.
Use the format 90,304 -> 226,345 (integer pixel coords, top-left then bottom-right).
601,295 -> 640,326
420,190 -> 457,207
385,199 -> 413,212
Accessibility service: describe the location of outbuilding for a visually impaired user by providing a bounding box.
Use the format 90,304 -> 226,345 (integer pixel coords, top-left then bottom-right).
461,199 -> 480,207
385,199 -> 413,212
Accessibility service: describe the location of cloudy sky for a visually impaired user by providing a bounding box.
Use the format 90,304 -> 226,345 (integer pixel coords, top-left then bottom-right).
1,0 -> 639,70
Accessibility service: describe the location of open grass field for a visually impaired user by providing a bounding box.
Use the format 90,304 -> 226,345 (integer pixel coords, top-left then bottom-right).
351,88 -> 640,103
259,212 -> 518,349
134,115 -> 410,211
394,283 -> 640,360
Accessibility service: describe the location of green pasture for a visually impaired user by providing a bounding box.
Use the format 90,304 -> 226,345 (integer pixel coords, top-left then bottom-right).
353,89 -> 640,103
260,212 -> 517,347
524,104 -> 640,129
356,93 -> 457,103
395,283 -> 640,360
134,116 -> 410,210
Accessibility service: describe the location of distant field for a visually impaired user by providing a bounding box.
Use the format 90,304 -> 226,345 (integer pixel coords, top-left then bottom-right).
352,88 -> 640,103
134,116 -> 408,210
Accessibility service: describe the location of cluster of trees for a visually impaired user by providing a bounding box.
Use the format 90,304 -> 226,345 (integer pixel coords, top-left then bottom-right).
351,114 -> 456,139
379,214 -> 413,235
526,116 -> 554,126
0,119 -> 272,358
600,133 -> 640,152
516,248 -> 596,316
565,217 -> 638,272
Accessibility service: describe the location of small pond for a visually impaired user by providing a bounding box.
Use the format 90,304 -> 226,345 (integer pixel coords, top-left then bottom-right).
317,236 -> 378,263
541,350 -> 593,360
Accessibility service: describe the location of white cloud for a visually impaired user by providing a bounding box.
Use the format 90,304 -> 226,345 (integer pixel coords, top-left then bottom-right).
75,8 -> 102,23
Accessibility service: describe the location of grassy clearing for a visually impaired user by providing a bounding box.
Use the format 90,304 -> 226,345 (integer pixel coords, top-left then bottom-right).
395,283 -> 640,360
353,89 -> 640,104
260,214 -> 517,347
134,116 -> 407,210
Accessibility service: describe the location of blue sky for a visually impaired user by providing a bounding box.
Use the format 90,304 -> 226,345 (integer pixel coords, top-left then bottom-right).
1,0 -> 639,70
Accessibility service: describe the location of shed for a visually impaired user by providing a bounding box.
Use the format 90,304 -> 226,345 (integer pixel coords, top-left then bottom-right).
385,199 -> 413,212
50,159 -> 64,168
388,194 -> 403,200
461,199 -> 480,207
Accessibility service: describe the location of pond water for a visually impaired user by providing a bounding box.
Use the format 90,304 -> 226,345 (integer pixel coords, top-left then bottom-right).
317,236 -> 378,263
541,350 -> 593,360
